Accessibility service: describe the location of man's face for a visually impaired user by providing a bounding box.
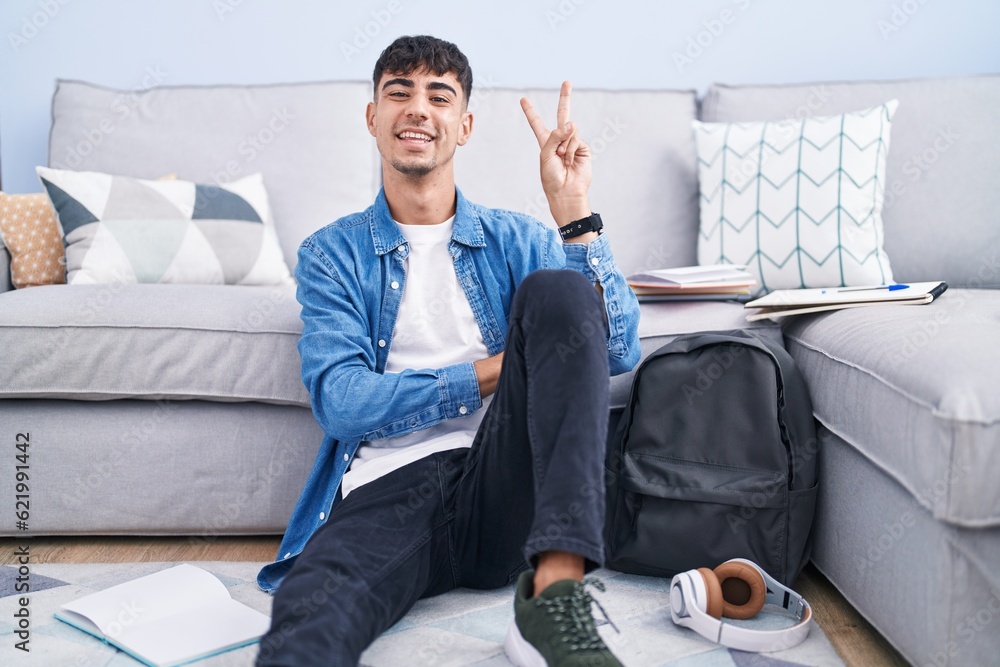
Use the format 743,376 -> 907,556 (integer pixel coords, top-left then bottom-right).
366,67 -> 473,179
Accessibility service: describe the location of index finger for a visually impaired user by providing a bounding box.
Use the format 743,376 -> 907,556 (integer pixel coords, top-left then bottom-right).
520,96 -> 549,148
556,80 -> 572,130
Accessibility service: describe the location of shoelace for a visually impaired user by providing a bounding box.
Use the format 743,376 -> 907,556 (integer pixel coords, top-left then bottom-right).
533,577 -> 620,651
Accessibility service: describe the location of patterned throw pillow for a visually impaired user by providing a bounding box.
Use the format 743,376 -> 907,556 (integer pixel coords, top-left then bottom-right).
0,191 -> 66,288
36,167 -> 292,286
693,100 -> 899,291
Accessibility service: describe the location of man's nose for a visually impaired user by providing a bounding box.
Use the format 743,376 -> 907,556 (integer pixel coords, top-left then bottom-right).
404,95 -> 430,120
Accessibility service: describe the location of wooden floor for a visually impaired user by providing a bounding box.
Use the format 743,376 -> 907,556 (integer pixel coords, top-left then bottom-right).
0,536 -> 908,666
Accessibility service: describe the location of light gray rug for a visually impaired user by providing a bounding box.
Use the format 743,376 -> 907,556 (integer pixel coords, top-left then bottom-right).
0,561 -> 844,666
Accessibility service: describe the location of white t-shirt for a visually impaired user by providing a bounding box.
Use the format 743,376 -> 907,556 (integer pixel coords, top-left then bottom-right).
340,216 -> 492,498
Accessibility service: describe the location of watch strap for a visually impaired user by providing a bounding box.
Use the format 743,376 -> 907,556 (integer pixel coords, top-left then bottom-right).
558,213 -> 603,241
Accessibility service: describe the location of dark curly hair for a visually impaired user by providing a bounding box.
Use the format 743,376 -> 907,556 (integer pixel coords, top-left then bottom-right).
372,35 -> 473,106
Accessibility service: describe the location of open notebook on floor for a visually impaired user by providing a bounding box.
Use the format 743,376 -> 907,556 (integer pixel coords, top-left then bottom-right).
744,281 -> 948,321
54,563 -> 271,667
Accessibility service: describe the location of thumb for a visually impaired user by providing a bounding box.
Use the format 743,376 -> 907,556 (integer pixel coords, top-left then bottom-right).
550,121 -> 574,141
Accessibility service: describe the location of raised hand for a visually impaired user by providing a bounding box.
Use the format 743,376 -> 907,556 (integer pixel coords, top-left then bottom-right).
520,81 -> 592,227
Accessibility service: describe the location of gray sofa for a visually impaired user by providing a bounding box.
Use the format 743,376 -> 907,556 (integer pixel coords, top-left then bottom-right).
1,74 -> 997,665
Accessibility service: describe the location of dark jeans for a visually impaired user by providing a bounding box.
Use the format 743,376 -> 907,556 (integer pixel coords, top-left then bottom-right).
256,269 -> 611,666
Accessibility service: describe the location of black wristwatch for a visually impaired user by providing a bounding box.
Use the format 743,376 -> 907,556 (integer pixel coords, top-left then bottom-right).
558,213 -> 603,241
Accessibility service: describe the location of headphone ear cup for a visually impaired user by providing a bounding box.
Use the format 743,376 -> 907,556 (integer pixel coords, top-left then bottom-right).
713,561 -> 767,620
696,567 -> 724,620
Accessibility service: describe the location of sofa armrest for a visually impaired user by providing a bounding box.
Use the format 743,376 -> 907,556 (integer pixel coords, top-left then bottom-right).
0,246 -> 12,293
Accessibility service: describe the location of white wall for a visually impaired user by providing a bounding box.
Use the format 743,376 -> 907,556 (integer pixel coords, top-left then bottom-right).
1,0 -> 998,193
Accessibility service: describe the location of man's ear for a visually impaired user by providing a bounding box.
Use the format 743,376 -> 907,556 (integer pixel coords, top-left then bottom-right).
457,111 -> 474,147
365,101 -> 377,138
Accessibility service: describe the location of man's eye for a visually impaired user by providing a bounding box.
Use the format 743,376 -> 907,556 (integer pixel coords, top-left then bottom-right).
431,96 -> 449,103
389,91 -> 407,98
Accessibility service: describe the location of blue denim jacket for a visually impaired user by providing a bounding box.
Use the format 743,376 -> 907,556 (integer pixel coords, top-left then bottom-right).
257,187 -> 640,593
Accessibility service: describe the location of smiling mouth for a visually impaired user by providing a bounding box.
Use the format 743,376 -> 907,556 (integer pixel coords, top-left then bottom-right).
397,130 -> 434,143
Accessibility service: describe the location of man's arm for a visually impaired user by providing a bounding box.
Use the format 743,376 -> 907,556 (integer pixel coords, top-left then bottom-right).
520,81 -> 596,239
521,82 -> 640,375
296,242 -> 483,443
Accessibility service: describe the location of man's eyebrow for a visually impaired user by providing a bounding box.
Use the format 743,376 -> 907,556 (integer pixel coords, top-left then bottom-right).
381,77 -> 414,90
427,81 -> 458,96
380,77 -> 458,98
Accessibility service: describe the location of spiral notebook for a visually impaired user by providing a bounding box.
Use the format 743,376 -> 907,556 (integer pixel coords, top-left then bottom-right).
744,281 -> 948,321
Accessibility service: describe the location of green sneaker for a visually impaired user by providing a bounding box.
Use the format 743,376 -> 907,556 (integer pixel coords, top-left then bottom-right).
504,570 -> 623,666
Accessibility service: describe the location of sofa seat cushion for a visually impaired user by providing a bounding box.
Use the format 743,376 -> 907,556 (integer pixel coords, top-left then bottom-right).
0,284 -> 309,406
782,289 -> 1000,527
610,301 -> 782,409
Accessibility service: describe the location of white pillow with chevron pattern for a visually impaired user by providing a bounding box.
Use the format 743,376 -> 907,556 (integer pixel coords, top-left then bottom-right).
693,100 -> 899,291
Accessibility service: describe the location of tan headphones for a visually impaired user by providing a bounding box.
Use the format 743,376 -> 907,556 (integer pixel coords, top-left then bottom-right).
670,558 -> 812,652
694,559 -> 769,620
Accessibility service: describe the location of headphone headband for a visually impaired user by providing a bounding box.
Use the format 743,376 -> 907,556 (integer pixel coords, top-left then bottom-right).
669,558 -> 812,653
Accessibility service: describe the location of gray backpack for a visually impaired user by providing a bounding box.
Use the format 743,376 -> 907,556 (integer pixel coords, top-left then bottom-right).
604,330 -> 819,585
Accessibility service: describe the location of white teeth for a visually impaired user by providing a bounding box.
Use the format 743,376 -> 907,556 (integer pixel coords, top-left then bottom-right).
399,131 -> 432,141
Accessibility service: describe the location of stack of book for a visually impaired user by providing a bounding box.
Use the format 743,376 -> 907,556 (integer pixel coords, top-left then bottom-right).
626,264 -> 757,302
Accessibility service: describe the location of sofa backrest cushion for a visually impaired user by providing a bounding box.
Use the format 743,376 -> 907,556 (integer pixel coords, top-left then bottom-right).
455,88 -> 700,277
48,80 -> 380,271
700,75 -> 1000,288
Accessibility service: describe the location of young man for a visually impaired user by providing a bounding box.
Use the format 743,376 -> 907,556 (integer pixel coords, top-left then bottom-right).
256,35 -> 640,666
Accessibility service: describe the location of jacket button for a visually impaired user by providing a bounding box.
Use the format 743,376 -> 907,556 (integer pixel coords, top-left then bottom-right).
459,404 -> 468,415
391,281 -> 399,289
284,552 -> 291,559
590,257 -> 600,266
378,339 -> 386,348
319,512 -> 325,520
343,453 -> 349,462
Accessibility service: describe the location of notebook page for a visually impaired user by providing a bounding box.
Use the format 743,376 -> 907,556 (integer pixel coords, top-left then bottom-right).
113,598 -> 271,666
59,564 -> 230,637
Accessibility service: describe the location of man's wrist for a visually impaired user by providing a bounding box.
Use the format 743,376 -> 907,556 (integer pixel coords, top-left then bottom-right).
547,196 -> 590,227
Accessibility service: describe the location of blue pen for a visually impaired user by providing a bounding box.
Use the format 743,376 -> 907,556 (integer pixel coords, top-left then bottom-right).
838,284 -> 909,293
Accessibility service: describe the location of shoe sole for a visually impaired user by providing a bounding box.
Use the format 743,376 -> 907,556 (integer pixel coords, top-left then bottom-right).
504,620 -> 548,667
